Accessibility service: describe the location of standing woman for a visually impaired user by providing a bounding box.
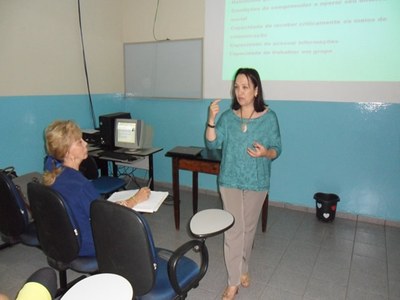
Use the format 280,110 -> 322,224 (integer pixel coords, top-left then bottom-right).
205,68 -> 282,299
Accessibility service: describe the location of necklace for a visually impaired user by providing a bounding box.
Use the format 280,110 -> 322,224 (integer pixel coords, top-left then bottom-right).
240,108 -> 255,133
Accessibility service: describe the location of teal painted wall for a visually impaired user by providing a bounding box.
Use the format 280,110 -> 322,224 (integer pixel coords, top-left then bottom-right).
0,94 -> 125,173
1,95 -> 399,222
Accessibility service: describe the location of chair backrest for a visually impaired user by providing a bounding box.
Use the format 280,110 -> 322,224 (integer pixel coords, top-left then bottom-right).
79,156 -> 99,180
90,200 -> 157,296
27,182 -> 80,264
0,172 -> 29,238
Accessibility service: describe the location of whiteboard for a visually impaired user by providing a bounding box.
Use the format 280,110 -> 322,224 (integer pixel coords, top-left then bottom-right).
124,39 -> 202,99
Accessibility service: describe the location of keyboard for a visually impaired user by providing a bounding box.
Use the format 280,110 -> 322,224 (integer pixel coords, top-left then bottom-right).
98,151 -> 138,162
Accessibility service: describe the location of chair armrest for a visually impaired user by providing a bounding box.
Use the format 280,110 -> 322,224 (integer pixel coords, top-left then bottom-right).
167,239 -> 208,297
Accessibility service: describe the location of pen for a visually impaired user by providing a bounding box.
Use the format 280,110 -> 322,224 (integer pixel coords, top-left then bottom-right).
147,177 -> 153,188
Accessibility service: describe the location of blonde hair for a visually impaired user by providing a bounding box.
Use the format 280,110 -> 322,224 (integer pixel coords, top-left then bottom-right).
43,120 -> 82,186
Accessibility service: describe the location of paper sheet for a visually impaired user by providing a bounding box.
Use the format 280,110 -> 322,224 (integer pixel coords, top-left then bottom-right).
108,189 -> 169,213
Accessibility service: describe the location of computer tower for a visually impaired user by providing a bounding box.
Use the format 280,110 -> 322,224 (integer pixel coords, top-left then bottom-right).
99,112 -> 131,148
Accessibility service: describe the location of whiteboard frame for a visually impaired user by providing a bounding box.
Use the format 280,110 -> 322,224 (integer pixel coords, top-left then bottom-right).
124,39 -> 203,99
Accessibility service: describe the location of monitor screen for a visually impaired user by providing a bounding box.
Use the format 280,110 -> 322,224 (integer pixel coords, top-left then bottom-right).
114,118 -> 153,152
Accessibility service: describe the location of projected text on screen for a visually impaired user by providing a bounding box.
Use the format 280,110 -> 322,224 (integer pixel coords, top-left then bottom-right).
203,0 -> 400,102
223,0 -> 400,82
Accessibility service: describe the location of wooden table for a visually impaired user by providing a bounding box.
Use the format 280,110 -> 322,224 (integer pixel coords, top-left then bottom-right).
165,147 -> 269,231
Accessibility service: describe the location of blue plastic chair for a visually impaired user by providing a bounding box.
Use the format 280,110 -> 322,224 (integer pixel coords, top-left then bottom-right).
0,172 -> 39,249
90,200 -> 208,300
27,182 -> 98,296
79,155 -> 126,197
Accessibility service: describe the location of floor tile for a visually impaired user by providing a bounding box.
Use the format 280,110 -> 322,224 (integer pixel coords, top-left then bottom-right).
1,189 -> 399,299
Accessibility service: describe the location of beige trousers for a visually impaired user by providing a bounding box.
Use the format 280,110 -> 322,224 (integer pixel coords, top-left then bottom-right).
220,187 -> 267,286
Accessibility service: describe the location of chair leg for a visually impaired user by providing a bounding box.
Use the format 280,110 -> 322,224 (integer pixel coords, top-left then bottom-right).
0,236 -> 20,249
55,270 -> 68,297
0,242 -> 11,250
66,275 -> 87,290
55,270 -> 87,297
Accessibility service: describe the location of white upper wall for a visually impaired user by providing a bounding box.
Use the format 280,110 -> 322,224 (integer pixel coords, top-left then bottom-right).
122,0 -> 204,42
0,0 -> 204,96
0,0 -> 124,96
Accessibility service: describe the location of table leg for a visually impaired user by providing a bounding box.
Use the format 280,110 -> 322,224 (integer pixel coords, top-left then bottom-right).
148,154 -> 154,190
262,194 -> 269,232
172,158 -> 180,230
95,157 -> 108,176
112,162 -> 118,177
192,171 -> 198,215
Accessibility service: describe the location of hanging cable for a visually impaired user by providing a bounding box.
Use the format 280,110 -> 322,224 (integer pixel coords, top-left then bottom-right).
153,0 -> 160,40
77,0 -> 97,129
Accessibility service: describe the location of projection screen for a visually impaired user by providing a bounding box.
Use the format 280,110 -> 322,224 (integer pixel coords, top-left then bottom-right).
203,0 -> 400,102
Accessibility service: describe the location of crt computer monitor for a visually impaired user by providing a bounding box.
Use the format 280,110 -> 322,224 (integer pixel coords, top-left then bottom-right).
114,118 -> 153,152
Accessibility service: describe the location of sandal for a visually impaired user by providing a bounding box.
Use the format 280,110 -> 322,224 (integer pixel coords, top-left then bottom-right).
222,285 -> 239,300
240,273 -> 250,288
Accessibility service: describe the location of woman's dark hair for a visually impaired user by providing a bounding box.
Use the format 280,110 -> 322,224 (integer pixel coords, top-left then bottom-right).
231,68 -> 266,112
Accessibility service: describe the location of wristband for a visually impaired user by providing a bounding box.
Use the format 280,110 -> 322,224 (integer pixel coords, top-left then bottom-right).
207,123 -> 216,128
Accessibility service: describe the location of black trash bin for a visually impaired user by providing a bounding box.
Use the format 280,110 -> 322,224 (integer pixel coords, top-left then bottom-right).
314,192 -> 340,222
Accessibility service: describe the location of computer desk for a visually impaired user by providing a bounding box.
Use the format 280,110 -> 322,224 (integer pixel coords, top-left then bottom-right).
165,147 -> 268,231
89,147 -> 163,190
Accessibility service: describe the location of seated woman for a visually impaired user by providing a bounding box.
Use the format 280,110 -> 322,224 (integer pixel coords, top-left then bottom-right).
43,120 -> 150,257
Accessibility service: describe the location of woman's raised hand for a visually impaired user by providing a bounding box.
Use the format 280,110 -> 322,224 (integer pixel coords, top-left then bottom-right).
208,99 -> 221,124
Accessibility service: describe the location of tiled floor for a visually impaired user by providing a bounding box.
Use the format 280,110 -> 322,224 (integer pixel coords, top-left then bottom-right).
1,189 -> 399,299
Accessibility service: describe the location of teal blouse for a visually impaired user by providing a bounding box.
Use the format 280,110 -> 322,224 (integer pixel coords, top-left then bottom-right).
206,108 -> 282,191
